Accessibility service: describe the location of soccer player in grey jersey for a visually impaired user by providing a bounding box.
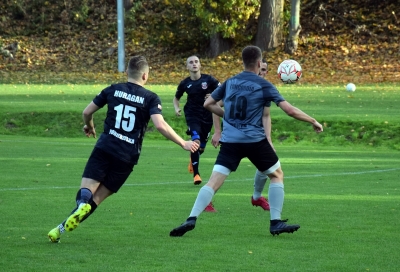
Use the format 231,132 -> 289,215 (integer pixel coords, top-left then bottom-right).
48,56 -> 199,243
211,58 -> 271,211
170,46 -> 323,237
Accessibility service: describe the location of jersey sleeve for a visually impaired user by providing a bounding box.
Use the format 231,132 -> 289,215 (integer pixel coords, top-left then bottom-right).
148,93 -> 163,115
211,76 -> 221,91
262,82 -> 285,107
93,86 -> 112,108
175,81 -> 186,99
211,81 -> 226,101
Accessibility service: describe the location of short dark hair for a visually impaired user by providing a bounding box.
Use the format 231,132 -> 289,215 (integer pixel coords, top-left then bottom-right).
242,46 -> 262,69
127,56 -> 148,79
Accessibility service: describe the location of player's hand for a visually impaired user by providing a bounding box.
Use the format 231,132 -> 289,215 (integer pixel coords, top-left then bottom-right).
268,140 -> 276,152
175,108 -> 182,116
83,125 -> 96,138
312,121 -> 323,133
204,93 -> 211,100
211,132 -> 221,148
183,140 -> 199,153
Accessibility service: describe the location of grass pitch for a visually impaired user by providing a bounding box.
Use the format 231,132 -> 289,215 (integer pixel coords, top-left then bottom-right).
0,83 -> 399,271
0,135 -> 399,271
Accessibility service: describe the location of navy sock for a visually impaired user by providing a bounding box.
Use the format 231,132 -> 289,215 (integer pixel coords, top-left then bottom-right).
76,188 -> 93,205
80,200 -> 98,223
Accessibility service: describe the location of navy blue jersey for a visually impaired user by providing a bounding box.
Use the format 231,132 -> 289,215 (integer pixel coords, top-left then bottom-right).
92,82 -> 162,164
211,71 -> 285,143
175,74 -> 220,124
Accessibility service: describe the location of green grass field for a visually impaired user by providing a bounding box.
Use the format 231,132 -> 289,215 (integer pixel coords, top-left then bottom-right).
1,83 -> 399,148
1,84 -> 400,271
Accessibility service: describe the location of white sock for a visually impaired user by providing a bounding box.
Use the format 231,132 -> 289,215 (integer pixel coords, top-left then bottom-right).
268,182 -> 284,220
189,186 -> 215,217
58,224 -> 66,234
253,170 -> 268,200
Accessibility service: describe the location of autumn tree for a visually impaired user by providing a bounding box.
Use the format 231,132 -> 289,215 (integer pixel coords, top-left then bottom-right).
255,0 -> 285,51
284,0 -> 301,54
187,0 -> 259,57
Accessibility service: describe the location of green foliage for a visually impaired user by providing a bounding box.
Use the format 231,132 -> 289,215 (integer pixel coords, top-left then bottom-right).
75,0 -> 90,24
125,0 -> 260,51
126,1 -> 206,52
189,0 -> 259,38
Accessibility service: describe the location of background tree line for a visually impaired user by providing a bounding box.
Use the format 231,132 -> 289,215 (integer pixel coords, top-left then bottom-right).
1,0 -> 399,85
2,0 -> 398,57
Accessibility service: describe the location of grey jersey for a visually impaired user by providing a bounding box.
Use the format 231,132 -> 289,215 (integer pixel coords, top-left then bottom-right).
211,71 -> 285,143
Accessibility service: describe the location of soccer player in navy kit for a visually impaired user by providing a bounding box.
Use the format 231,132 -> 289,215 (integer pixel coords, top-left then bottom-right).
48,56 -> 199,243
170,46 -> 323,237
173,56 -> 220,186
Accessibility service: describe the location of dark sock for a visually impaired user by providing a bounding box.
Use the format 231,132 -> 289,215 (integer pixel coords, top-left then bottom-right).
75,188 -> 93,205
270,219 -> 281,226
80,200 -> 98,223
61,206 -> 78,227
191,151 -> 200,175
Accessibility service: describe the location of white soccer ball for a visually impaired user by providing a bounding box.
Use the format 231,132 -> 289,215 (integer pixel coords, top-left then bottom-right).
346,83 -> 356,92
277,59 -> 302,84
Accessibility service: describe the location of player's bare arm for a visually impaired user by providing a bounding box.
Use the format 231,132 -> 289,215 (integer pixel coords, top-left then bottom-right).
204,96 -> 224,117
82,101 -> 100,138
262,107 -> 275,151
172,97 -> 182,116
151,114 -> 199,152
211,100 -> 224,148
278,101 -> 323,133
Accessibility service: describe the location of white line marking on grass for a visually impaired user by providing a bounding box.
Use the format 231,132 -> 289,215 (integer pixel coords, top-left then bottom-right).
1,168 -> 399,192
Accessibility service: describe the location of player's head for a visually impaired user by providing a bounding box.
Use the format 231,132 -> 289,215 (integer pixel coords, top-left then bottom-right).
242,45 -> 262,71
186,55 -> 201,73
259,59 -> 268,78
127,55 -> 149,84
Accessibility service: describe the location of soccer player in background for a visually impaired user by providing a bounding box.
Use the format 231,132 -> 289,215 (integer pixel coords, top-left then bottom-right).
173,55 -> 220,212
48,56 -> 199,243
170,46 -> 323,237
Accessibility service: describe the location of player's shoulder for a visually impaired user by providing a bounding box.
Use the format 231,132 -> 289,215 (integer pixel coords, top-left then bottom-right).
99,82 -> 126,94
178,76 -> 192,85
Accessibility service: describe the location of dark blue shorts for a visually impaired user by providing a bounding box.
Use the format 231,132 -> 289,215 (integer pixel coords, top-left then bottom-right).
186,121 -> 212,148
82,147 -> 135,193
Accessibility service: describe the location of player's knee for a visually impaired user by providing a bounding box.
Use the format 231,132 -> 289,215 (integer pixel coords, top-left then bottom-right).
267,168 -> 284,181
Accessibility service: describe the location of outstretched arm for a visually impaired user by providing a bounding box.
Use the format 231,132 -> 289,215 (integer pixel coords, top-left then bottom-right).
278,101 -> 323,133
82,102 -> 100,138
204,95 -> 224,117
151,114 -> 199,152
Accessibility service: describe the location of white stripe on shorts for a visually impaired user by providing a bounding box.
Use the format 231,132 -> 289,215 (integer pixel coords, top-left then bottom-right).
213,164 -> 231,176
262,161 -> 281,175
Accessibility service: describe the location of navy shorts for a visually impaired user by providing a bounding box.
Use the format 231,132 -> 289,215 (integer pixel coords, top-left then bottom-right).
215,138 -> 279,172
82,147 -> 136,193
186,121 -> 212,148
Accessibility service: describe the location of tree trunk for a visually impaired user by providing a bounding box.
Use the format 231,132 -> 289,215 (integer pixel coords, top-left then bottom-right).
255,0 -> 284,51
284,0 -> 301,54
124,0 -> 134,11
206,32 -> 233,58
